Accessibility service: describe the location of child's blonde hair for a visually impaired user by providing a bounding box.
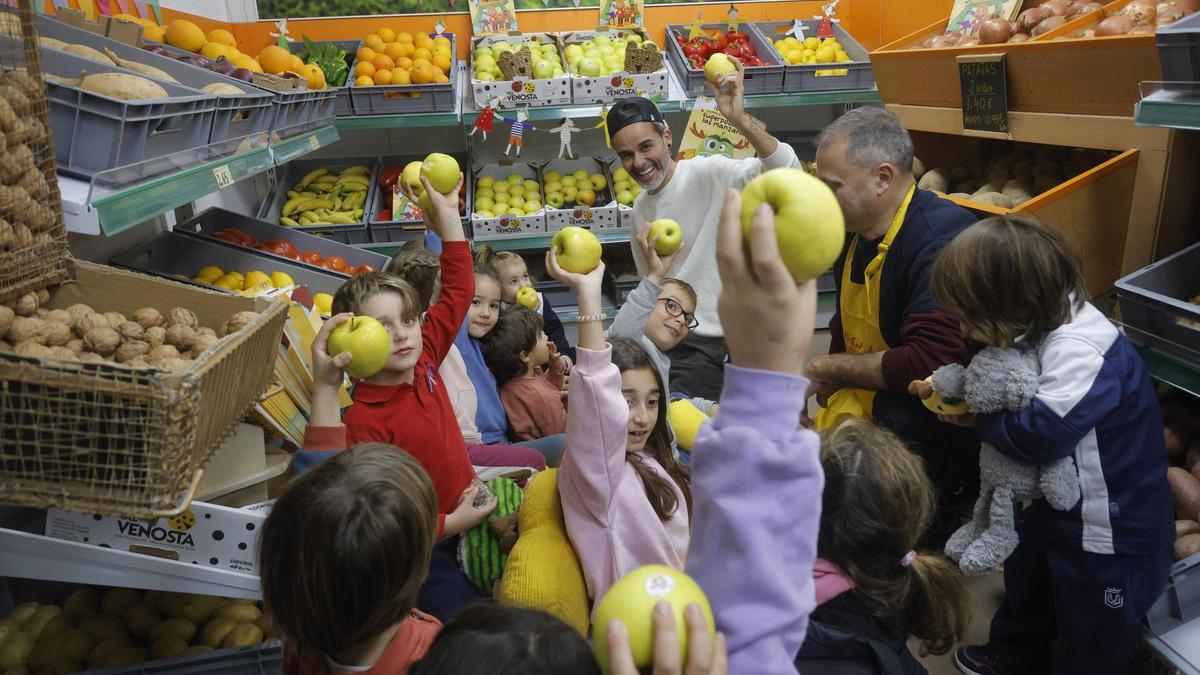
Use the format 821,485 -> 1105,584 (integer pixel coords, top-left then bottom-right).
386,239 -> 441,311
476,245 -> 524,274
931,215 -> 1085,346
332,271 -> 422,320
818,420 -> 969,656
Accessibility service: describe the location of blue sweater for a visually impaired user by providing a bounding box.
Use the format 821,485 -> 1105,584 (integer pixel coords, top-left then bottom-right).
454,323 -> 509,445
976,302 -> 1174,555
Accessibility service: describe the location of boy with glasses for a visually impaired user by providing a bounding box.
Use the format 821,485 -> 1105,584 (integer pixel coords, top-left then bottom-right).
608,223 -> 718,417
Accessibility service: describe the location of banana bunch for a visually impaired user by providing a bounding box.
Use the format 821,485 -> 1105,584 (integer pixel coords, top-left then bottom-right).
280,165 -> 370,227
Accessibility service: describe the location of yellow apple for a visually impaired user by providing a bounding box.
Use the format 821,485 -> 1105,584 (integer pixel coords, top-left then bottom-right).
704,52 -> 737,83
515,285 -> 539,309
648,218 -> 682,256
739,168 -> 844,283
327,315 -> 391,379
551,226 -> 602,274
313,293 -> 333,315
421,152 -> 461,195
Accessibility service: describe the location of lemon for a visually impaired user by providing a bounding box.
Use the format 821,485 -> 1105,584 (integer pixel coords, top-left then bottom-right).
243,271 -> 272,291
213,274 -> 241,290
224,271 -> 245,285
270,271 -> 295,288
196,265 -> 223,282
313,293 -> 333,315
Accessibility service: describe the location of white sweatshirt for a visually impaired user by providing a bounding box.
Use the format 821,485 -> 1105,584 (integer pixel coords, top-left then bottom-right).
630,145 -> 800,337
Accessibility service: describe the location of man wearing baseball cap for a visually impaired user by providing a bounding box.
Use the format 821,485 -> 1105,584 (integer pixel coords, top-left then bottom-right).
607,62 -> 799,399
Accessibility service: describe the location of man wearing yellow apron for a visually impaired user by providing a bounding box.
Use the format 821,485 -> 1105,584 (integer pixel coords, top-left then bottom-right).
806,108 -> 981,546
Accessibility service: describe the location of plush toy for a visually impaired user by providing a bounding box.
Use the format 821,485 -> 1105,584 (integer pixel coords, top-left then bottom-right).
668,398 -> 709,451
925,347 -> 1081,576
459,477 -> 524,593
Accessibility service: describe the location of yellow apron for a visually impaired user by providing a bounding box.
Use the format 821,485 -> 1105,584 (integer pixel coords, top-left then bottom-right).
814,186 -> 915,431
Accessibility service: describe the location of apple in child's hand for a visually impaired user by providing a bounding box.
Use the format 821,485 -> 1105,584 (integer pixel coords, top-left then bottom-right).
740,167 -> 845,283
648,218 -> 682,256
704,52 -> 737,83
551,226 -> 602,274
421,152 -> 461,195
591,564 -> 715,674
401,161 -> 424,194
327,315 -> 391,379
515,286 -> 539,309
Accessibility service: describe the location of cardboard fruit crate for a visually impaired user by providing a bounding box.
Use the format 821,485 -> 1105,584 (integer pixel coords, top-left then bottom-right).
870,0 -> 1159,117
537,157 -> 621,232
257,157 -> 378,244
470,32 -> 572,109
471,163 -> 547,240
910,131 -> 1139,297
752,20 -> 875,93
556,27 -> 669,104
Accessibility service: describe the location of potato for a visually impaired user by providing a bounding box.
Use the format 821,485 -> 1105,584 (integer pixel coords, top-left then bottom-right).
949,166 -> 971,182
149,636 -> 188,661
202,83 -> 246,96
182,645 -> 213,656
214,603 -> 261,624
121,603 -> 160,639
0,667 -> 28,675
911,156 -> 926,179
253,614 -> 278,639
0,632 -> 32,670
34,658 -> 82,674
917,168 -> 950,193
1166,424 -> 1191,460
28,628 -> 91,671
85,636 -> 131,665
221,623 -> 264,649
78,614 -> 126,642
78,73 -> 167,101
1175,533 -> 1200,561
1177,520 -> 1200,539
7,605 -> 39,629
199,618 -> 236,649
147,618 -> 196,643
179,597 -> 226,625
150,593 -> 188,619
87,645 -> 145,669
971,192 -> 1016,209
1168,467 -> 1200,520
0,622 -> 14,653
99,588 -> 139,618
21,609 -> 57,645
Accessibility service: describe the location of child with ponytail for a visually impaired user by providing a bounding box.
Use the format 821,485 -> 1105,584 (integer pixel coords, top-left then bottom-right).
476,245 -> 575,361
795,419 -> 970,672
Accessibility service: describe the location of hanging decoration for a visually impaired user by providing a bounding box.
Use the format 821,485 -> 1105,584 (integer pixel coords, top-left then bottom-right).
685,12 -> 707,40
503,108 -> 534,157
77,0 -> 96,20
549,118 -> 581,159
434,17 -> 447,34
95,0 -> 112,16
814,0 -> 840,38
594,103 -> 612,148
784,18 -> 807,41
270,17 -> 291,47
725,4 -> 749,34
145,0 -> 161,25
130,0 -> 150,21
470,97 -> 505,142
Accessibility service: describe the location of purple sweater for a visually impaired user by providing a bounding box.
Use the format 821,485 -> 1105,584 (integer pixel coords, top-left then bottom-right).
685,365 -> 821,675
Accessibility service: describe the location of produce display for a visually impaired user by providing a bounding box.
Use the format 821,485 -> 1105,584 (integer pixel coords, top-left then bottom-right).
0,296 -> 260,370
140,43 -> 260,85
563,32 -> 655,78
541,168 -> 609,210
769,35 -> 854,65
670,27 -> 769,71
376,160 -> 467,221
610,166 -> 642,207
279,165 -> 370,226
474,172 -> 545,218
191,266 -> 296,292
352,27 -> 454,87
472,37 -> 563,82
295,37 -> 351,88
1161,395 -> 1200,561
0,587 -> 276,672
205,230 -> 378,276
152,18 -> 278,82
913,143 -> 1115,208
0,73 -> 55,237
1058,0 -> 1197,38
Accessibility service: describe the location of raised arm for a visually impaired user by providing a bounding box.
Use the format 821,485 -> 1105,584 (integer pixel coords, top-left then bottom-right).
413,175 -> 473,366
609,222 -> 681,342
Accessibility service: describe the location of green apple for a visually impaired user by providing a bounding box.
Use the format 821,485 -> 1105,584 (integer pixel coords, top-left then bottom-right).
327,315 -> 391,380
523,198 -> 542,212
616,189 -> 634,205
704,52 -> 737,83
492,199 -> 509,211
577,56 -> 601,77
492,182 -> 509,196
475,196 -> 494,211
576,188 -> 596,206
544,181 -> 562,194
591,564 -> 715,674
590,174 -> 607,190
740,167 -> 845,283
643,40 -> 659,51
562,185 -> 578,202
546,191 -> 564,208
515,285 -> 539,309
506,173 -> 523,186
475,54 -> 497,72
523,179 -> 540,192
509,194 -> 526,207
417,190 -> 434,215
474,188 -> 494,201
509,183 -> 526,198
565,44 -> 583,61
421,153 -> 461,195
475,46 -> 494,59
477,175 -> 495,188
552,65 -> 564,76
476,209 -> 494,219
401,161 -> 424,195
649,218 -> 682,255
476,71 -> 495,83
561,175 -> 577,188
613,167 -> 630,182
595,34 -> 612,46
544,170 -> 562,183
533,58 -> 555,79
506,206 -> 524,216
551,226 -> 602,274
614,180 -> 630,194
572,169 -> 589,182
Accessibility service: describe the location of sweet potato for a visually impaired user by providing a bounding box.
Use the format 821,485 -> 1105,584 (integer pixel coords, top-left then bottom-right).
1168,467 -> 1200,520
62,43 -> 115,65
1175,533 -> 1200,561
77,73 -> 168,101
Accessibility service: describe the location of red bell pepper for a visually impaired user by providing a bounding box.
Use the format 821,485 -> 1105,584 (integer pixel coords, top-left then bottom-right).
726,30 -> 750,44
356,264 -> 377,275
298,250 -> 324,265
682,42 -> 704,59
708,30 -> 727,51
375,208 -> 392,222
256,240 -> 299,260
212,228 -> 255,246
378,165 -> 403,192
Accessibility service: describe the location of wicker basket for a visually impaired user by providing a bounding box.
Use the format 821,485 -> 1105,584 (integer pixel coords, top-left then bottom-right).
0,2 -> 288,517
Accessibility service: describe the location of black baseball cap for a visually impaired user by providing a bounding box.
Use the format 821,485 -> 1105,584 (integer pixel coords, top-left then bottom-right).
607,97 -> 665,141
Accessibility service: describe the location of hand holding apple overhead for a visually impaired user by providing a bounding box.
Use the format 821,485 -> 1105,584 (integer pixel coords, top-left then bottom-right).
636,221 -> 683,285
546,244 -> 606,353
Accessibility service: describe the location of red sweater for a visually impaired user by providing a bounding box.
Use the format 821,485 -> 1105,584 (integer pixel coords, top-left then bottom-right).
282,610 -> 441,675
499,366 -> 567,441
343,240 -> 477,534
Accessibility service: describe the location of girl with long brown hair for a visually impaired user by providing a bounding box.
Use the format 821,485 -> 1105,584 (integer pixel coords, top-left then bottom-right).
545,247 -> 692,609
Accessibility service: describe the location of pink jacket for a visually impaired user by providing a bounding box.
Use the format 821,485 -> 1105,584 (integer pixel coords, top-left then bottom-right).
558,345 -> 690,607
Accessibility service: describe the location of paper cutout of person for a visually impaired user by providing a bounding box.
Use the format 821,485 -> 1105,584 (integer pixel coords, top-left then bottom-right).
549,118 -> 581,159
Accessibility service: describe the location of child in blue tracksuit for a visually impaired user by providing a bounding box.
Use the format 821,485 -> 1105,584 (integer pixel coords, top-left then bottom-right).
915,216 -> 1174,675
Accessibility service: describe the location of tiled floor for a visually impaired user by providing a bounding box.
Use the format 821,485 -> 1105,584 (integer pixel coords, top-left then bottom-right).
915,572 -> 1006,675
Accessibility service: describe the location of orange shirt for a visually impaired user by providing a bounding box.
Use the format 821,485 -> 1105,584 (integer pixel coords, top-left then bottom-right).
282,610 -> 442,675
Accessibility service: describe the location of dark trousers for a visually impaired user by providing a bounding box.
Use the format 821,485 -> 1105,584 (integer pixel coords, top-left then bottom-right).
667,333 -> 728,400
989,539 -> 1171,675
417,535 -> 483,622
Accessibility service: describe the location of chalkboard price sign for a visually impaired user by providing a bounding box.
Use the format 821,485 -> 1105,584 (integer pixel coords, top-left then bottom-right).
957,54 -> 1009,137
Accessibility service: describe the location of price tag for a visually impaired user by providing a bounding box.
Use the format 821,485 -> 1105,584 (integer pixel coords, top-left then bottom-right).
212,164 -> 234,189
308,135 -> 320,151
957,53 -> 1010,138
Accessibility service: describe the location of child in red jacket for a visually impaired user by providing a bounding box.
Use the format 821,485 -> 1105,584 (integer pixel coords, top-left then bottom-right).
301,175 -> 496,621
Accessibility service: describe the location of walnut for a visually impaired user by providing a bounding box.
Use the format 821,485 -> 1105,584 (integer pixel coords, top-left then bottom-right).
197,326 -> 216,338
14,292 -> 38,316
130,307 -> 164,329
43,309 -> 70,324
164,324 -> 197,351
65,338 -> 83,353
13,224 -> 32,247
66,303 -> 95,324
47,346 -> 76,361
166,307 -> 198,330
115,340 -> 150,363
83,327 -> 121,356
117,321 -> 145,341
8,317 -> 47,344
36,289 -> 48,304
72,311 -> 109,339
13,341 -> 49,358
44,321 -> 72,346
147,344 -> 179,363
145,326 -> 166,348
125,356 -> 150,368
190,333 -> 219,357
0,339 -> 10,353
219,311 -> 259,337
103,311 -> 127,330
0,304 -> 13,337
77,351 -> 106,364
155,357 -> 192,371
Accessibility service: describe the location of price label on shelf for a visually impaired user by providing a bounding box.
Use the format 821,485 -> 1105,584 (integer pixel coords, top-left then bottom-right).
309,135 -> 320,151
212,164 -> 234,189
957,53 -> 1010,138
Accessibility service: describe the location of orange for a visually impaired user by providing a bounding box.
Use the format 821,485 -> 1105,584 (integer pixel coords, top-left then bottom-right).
412,57 -> 432,70
256,45 -> 293,74
434,45 -> 452,59
433,35 -> 452,49
289,55 -> 304,72
378,26 -> 397,42
415,34 -> 434,50
355,74 -> 374,86
391,68 -> 411,85
433,70 -> 450,83
397,32 -> 414,43
413,47 -> 432,61
373,68 -> 393,85
207,28 -> 237,48
300,63 -> 326,89
354,61 -> 376,78
431,54 -> 451,74
410,64 -> 434,84
371,54 -> 395,70
394,56 -> 413,70
384,42 -> 404,60
356,46 -> 376,63
364,34 -> 384,50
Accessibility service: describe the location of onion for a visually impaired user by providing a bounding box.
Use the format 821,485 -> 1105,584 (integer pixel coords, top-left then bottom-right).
211,56 -> 235,75
1158,7 -> 1187,24
229,67 -> 255,82
141,44 -> 170,56
1129,22 -> 1157,32
929,35 -> 956,48
1124,1 -> 1158,22
1043,0 -> 1072,15
920,36 -> 937,48
1033,15 -> 1068,35
944,31 -> 964,44
1096,14 -> 1135,35
1008,32 -> 1032,42
1017,7 -> 1048,33
980,16 -> 1014,43
959,36 -> 982,46
1070,2 -> 1104,18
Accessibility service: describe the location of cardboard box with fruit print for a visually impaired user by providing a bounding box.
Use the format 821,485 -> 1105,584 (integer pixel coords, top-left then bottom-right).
471,163 -> 548,240
470,32 -> 572,109
558,28 -> 669,104
538,158 -> 622,232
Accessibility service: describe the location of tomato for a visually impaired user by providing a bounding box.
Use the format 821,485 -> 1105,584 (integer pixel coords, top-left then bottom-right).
326,256 -> 349,272
375,208 -> 392,222
356,264 -> 377,275
256,239 -> 298,259
378,165 -> 403,193
298,250 -> 324,264
320,261 -> 341,272
213,228 -> 255,246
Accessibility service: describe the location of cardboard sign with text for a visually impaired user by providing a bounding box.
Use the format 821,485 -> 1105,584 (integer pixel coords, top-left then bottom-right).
676,97 -> 756,161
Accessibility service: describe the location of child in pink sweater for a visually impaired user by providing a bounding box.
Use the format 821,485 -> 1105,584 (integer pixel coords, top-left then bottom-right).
546,249 -> 693,607
480,306 -> 570,441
